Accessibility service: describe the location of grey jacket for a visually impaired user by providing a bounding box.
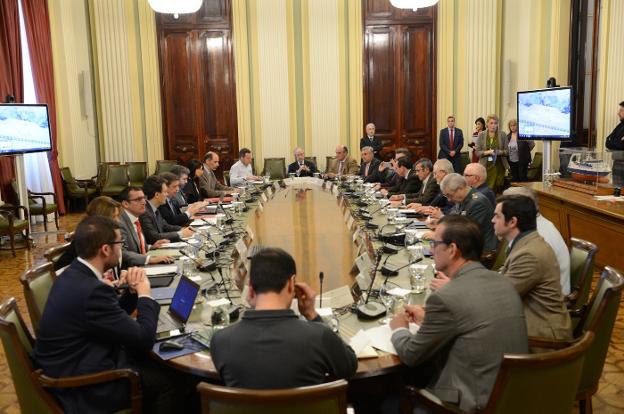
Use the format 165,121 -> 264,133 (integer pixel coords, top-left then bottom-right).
119,210 -> 148,267
392,262 -> 528,412
198,166 -> 233,198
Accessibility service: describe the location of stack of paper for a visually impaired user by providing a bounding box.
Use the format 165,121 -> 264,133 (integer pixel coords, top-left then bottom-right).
144,265 -> 178,276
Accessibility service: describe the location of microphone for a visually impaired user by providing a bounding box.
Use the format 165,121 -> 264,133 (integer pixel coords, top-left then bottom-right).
356,248 -> 387,320
380,257 -> 423,277
318,272 -> 324,308
217,201 -> 234,225
181,238 -> 221,259
178,249 -> 217,272
217,267 -> 241,322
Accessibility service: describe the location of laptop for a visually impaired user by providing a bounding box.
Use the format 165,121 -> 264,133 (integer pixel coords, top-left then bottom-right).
156,276 -> 200,340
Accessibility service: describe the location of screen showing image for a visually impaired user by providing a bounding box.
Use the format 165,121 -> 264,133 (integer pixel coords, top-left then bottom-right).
0,104 -> 52,155
517,87 -> 572,140
169,276 -> 199,322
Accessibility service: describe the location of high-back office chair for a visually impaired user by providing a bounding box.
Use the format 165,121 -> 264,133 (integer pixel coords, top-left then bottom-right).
530,266 -> 623,414
325,156 -> 337,172
567,237 -> 598,311
0,207 -> 30,256
100,164 -> 129,198
20,262 -> 58,331
0,297 -> 142,414
408,331 -> 594,414
197,379 -> 349,414
127,162 -> 148,187
262,158 -> 287,180
155,160 -> 178,174
95,162 -> 120,190
10,180 -> 59,232
223,170 -> 230,186
304,156 -> 317,167
60,166 -> 97,211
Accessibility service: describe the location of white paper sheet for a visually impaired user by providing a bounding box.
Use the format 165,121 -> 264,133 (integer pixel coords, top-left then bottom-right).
365,323 -> 420,355
144,265 -> 178,276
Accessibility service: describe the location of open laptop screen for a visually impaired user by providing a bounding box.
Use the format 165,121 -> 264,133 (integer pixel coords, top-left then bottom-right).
168,276 -> 200,323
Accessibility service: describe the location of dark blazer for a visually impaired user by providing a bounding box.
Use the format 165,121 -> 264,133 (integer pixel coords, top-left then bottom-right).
359,135 -> 383,158
211,309 -> 357,389
55,241 -> 123,276
119,210 -> 149,267
287,160 -> 318,177
392,262 -> 528,413
507,133 -> 535,165
158,198 -> 191,226
475,182 -> 496,207
358,158 -> 382,182
405,175 -> 440,205
139,202 -> 181,244
173,189 -> 188,207
453,189 -> 497,252
430,192 -> 454,215
387,169 -> 422,196
184,179 -> 202,204
438,128 -> 464,172
33,260 -> 160,414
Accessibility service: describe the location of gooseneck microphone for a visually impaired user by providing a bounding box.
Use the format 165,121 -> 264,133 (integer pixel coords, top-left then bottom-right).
178,249 -> 217,272
381,257 -> 423,277
356,248 -> 387,320
319,272 -> 324,308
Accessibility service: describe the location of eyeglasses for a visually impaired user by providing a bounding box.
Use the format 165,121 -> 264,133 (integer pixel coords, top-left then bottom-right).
430,239 -> 452,248
463,174 -> 475,178
127,196 -> 146,203
105,239 -> 125,246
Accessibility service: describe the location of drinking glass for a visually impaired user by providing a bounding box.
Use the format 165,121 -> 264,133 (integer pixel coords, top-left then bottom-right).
387,208 -> 398,224
378,283 -> 395,324
211,304 -> 230,330
409,264 -> 426,294
323,313 -> 340,333
263,174 -> 271,183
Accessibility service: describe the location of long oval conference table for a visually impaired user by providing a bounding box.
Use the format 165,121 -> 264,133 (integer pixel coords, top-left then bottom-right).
151,178 -> 435,381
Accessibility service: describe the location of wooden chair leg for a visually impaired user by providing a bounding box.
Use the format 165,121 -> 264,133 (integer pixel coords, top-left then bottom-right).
42,214 -> 48,232
25,227 -> 30,250
579,397 -> 592,414
54,211 -> 59,230
9,231 -> 16,257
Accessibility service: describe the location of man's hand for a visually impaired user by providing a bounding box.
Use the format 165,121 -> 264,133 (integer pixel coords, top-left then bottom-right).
389,194 -> 404,201
389,311 -> 409,330
126,267 -> 149,295
152,239 -> 170,249
404,304 -> 425,325
390,200 -> 402,208
428,207 -> 443,219
420,230 -> 434,240
430,271 -> 450,292
380,189 -> 388,197
326,172 -> 336,179
180,227 -> 194,238
148,255 -> 174,264
295,282 -> 318,321
378,163 -> 388,172
373,183 -> 381,190
406,202 -> 422,210
450,150 -> 456,157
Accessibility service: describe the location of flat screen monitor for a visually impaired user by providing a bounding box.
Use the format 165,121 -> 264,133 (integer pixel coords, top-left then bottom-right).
0,103 -> 52,155
517,86 -> 572,140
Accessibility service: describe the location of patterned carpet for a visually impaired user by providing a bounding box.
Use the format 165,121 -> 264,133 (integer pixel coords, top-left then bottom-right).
0,213 -> 623,413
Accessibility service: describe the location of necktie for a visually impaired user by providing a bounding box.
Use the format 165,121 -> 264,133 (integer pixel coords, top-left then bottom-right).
449,129 -> 454,150
135,220 -> 146,254
364,162 -> 369,177
155,209 -> 164,232
168,199 -> 176,214
338,161 -> 344,176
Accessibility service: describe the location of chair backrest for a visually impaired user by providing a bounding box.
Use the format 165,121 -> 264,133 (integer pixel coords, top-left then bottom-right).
263,158 -> 286,180
304,156 -> 317,168
526,152 -> 543,181
96,162 -> 120,189
103,164 -> 130,188
20,262 -> 57,331
224,170 -> 230,186
10,179 -> 20,204
155,160 -> 178,174
484,331 -> 594,414
60,167 -> 82,192
0,297 -> 62,413
197,380 -> 348,414
127,162 -> 147,184
568,237 -> 598,310
574,266 -> 624,394
490,239 -> 508,271
325,156 -> 336,172
44,242 -> 71,265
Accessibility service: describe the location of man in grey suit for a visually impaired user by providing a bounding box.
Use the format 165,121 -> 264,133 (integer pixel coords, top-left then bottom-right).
118,186 -> 173,267
493,195 -> 572,340
199,152 -> 236,198
390,215 -> 528,413
139,175 -> 193,245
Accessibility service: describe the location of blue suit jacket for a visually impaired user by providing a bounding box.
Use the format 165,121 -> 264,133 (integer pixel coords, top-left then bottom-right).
438,128 -> 464,161
33,260 -> 160,414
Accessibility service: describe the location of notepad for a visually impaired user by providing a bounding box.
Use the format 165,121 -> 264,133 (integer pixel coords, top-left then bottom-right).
144,265 -> 178,276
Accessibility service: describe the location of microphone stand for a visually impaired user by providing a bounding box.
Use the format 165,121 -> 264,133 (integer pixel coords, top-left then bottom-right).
380,256 -> 423,277
319,272 -> 324,307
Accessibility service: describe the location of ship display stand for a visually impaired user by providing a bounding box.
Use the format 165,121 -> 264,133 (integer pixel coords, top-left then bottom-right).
552,147 -> 616,196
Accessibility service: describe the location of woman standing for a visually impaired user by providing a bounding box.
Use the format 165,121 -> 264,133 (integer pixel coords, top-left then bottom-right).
507,119 -> 535,182
468,117 -> 486,163
476,114 -> 509,192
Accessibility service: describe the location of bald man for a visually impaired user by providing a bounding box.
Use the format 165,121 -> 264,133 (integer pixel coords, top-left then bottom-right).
326,145 -> 359,179
359,123 -> 383,159
463,163 -> 495,207
287,148 -> 318,177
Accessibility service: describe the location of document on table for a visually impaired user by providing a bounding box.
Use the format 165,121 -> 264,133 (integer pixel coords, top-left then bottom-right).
144,265 -> 178,276
364,323 -> 420,355
160,242 -> 186,248
314,285 -> 354,309
349,330 -> 378,359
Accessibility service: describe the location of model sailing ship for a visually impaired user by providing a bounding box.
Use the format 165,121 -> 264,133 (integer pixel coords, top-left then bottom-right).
566,152 -> 611,183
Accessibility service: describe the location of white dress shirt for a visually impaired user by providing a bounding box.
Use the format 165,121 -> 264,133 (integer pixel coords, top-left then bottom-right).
537,215 -> 571,295
229,160 -> 253,186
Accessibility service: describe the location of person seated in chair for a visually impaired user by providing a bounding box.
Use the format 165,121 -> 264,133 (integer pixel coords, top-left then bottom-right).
325,145 -> 359,179
158,172 -> 206,226
287,147 -> 318,177
210,247 -> 357,389
358,146 -> 382,183
230,148 -> 263,186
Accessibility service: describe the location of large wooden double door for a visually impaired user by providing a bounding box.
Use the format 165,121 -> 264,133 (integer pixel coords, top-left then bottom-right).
157,0 -> 238,173
363,0 -> 437,161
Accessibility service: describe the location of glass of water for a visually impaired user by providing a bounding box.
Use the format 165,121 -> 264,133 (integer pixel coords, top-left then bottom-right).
263,174 -> 271,183
211,304 -> 230,330
387,208 -> 398,224
378,283 -> 395,324
409,264 -> 426,294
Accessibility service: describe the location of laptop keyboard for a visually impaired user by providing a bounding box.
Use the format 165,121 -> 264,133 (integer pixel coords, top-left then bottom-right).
157,310 -> 180,333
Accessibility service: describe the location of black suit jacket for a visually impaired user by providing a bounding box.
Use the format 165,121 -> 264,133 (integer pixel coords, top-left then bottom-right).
287,160 -> 318,177
360,136 -> 383,158
33,260 -> 160,414
388,169 -> 422,196
158,198 -> 191,226
183,180 -> 202,203
140,202 -> 182,244
358,158 -> 383,183
438,128 -> 464,172
405,175 -> 440,205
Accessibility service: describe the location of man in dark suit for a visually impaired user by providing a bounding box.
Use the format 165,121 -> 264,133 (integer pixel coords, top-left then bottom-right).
118,186 -> 173,267
169,164 -> 191,207
375,147 -> 411,189
463,163 -> 496,207
140,175 -> 194,245
438,115 -> 464,174
391,158 -> 439,205
390,215 -> 527,413
287,147 -> 318,177
211,247 -> 357,388
406,158 -> 454,216
359,123 -> 383,159
381,157 -> 421,197
158,172 -> 206,226
358,146 -> 382,182
33,216 -> 192,413
494,195 -> 572,340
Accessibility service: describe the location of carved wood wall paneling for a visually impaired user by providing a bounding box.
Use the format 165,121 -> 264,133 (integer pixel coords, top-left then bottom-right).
363,0 -> 436,161
156,0 -> 238,173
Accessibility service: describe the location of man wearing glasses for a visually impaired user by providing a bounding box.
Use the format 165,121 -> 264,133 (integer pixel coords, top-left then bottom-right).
118,186 -> 174,266
34,216 -> 195,413
463,162 -> 495,207
389,215 -> 527,413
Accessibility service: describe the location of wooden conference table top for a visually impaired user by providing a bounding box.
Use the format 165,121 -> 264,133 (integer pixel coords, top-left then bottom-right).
156,179 -> 434,380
